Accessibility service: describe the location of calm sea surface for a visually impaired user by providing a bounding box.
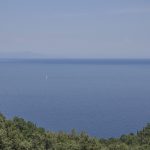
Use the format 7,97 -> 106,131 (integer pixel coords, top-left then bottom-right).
0,59 -> 150,138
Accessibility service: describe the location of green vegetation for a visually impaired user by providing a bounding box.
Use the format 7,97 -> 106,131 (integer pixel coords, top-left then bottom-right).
0,113 -> 150,150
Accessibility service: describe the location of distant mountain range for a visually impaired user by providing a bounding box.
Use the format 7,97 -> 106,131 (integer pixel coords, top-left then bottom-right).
0,51 -> 43,58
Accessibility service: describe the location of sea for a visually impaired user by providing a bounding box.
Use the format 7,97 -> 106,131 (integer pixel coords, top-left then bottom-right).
0,59 -> 150,138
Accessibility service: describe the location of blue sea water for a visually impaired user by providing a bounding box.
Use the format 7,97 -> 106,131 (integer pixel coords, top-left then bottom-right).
0,59 -> 150,138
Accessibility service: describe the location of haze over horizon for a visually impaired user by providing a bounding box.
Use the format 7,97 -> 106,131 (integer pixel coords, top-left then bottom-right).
0,0 -> 150,59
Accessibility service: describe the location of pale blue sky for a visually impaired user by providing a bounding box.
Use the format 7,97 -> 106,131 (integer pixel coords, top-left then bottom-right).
0,0 -> 150,58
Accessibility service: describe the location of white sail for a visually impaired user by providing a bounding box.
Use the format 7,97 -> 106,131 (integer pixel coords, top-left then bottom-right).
45,74 -> 48,80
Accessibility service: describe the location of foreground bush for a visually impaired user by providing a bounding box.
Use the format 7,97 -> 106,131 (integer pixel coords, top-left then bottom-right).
0,113 -> 150,150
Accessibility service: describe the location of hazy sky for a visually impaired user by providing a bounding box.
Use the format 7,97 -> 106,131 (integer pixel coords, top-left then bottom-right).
0,0 -> 150,58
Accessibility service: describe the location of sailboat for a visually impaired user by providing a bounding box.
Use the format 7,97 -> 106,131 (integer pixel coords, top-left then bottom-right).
45,74 -> 48,80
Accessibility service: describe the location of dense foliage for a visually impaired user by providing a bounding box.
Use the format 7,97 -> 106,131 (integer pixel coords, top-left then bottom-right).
0,113 -> 150,150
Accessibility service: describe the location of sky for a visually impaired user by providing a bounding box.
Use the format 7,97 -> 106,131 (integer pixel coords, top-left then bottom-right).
0,0 -> 150,58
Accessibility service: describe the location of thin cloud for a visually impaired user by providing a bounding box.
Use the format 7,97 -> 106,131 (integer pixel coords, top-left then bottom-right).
109,7 -> 150,15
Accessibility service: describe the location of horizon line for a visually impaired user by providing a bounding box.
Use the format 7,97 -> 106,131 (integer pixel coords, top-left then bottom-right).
0,58 -> 150,65
0,58 -> 150,60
